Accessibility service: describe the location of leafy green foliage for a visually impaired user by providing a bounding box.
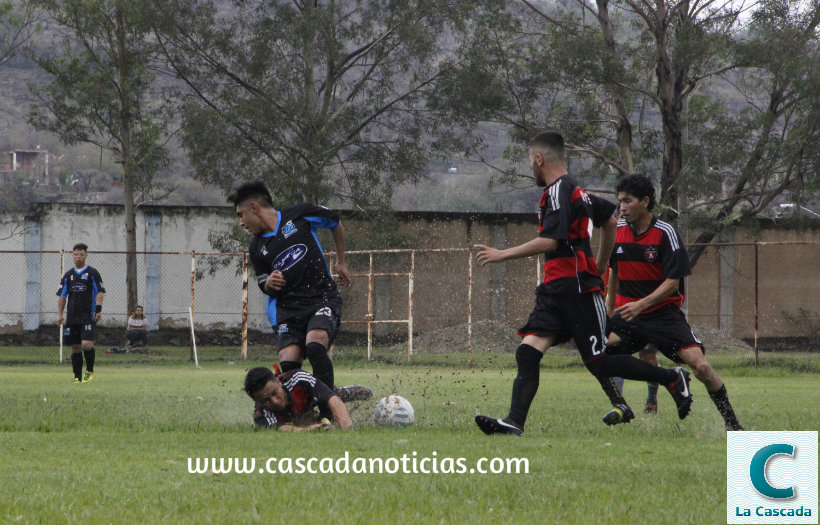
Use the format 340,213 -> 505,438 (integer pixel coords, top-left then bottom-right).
26,0 -> 179,312
152,0 -> 490,211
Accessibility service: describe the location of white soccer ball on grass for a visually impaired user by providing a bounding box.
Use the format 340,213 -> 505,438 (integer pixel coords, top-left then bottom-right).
374,395 -> 414,426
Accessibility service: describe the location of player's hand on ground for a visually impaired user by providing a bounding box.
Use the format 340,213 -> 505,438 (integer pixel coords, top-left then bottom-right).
472,244 -> 504,266
265,270 -> 286,292
335,262 -> 351,287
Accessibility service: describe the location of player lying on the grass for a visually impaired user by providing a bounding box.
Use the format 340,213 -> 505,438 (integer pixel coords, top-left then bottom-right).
472,131 -> 693,437
244,367 -> 353,431
229,180 -> 371,403
603,174 -> 743,430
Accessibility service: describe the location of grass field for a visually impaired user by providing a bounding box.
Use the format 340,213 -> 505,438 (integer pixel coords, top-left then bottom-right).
1,346 -> 818,525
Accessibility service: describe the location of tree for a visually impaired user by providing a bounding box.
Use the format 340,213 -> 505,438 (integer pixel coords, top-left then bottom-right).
0,0 -> 36,68
686,0 -> 820,265
151,0 -> 491,210
27,0 -> 175,314
438,0 -> 820,265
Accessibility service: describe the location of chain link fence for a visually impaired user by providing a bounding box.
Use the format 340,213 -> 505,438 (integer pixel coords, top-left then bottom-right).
1,242 -> 818,368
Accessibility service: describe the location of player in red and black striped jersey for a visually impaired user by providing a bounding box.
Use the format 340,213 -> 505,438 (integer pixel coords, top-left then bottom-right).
229,181 -> 371,404
244,367 -> 352,431
473,131 -> 693,436
606,174 -> 743,430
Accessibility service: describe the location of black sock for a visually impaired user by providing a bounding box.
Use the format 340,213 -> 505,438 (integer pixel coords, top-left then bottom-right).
83,348 -> 95,373
305,342 -> 334,389
279,360 -> 301,374
71,352 -> 83,379
591,354 -> 676,384
708,384 -> 742,429
647,382 -> 659,404
597,376 -> 626,406
507,344 -> 543,427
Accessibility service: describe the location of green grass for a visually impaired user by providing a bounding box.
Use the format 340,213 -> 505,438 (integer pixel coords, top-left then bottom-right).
0,354 -> 818,524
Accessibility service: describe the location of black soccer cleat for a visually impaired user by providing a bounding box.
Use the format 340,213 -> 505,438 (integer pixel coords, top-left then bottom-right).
666,367 -> 693,420
474,415 -> 523,436
602,403 -> 635,426
334,385 -> 373,403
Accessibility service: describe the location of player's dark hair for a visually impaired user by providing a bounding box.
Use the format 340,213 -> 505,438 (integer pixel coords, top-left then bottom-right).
228,180 -> 274,208
616,173 -> 656,211
244,367 -> 275,398
529,131 -> 566,162
72,243 -> 88,252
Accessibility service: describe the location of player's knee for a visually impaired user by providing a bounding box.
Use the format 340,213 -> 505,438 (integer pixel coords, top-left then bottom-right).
305,329 -> 330,347
305,341 -> 328,360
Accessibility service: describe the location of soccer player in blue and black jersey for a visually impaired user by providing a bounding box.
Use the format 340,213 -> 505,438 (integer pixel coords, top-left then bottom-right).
229,180 -> 370,403
57,243 -> 105,383
605,174 -> 743,430
473,131 -> 693,436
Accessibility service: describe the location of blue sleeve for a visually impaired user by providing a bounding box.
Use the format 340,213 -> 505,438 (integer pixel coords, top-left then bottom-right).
293,202 -> 340,230
57,276 -> 68,297
304,215 -> 339,230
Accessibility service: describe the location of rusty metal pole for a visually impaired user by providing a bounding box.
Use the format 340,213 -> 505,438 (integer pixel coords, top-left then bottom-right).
754,242 -> 759,366
241,252 -> 249,360
367,252 -> 374,360
467,249 -> 473,365
59,249 -> 64,364
190,251 -> 196,362
408,250 -> 415,361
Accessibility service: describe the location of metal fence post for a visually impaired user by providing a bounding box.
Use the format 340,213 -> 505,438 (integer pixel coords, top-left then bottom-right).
407,250 -> 414,361
190,251 -> 196,362
467,249 -> 473,364
241,252 -> 249,360
754,241 -> 759,366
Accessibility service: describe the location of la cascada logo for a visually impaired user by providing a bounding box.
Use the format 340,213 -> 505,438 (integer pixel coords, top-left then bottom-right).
727,431 -> 818,524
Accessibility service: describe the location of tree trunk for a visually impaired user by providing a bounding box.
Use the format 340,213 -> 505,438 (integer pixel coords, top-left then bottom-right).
596,0 -> 634,174
116,7 -> 139,315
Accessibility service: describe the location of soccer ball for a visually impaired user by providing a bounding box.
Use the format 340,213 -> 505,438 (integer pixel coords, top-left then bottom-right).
374,395 -> 414,426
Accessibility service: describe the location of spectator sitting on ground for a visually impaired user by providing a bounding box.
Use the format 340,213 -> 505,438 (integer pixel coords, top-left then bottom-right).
126,305 -> 149,353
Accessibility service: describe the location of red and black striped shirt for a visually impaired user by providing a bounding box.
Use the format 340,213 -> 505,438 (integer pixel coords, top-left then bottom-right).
609,216 -> 690,313
536,175 -> 613,295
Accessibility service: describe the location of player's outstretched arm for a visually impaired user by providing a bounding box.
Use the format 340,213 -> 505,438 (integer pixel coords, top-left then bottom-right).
328,396 -> 353,430
472,237 -> 557,266
331,221 -> 351,286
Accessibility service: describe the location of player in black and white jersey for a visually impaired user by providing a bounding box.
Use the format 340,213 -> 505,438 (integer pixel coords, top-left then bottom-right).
57,243 -> 105,383
229,180 -> 371,403
244,366 -> 353,431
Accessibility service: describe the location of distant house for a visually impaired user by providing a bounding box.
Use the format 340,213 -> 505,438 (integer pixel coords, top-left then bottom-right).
1,149 -> 50,185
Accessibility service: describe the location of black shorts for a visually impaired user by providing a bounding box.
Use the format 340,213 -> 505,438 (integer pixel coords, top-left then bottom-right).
63,322 -> 96,345
607,304 -> 704,364
517,292 -> 608,364
275,304 -> 341,351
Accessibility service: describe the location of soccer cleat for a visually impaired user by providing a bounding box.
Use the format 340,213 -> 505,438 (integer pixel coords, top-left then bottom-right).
82,371 -> 95,383
474,415 -> 523,436
73,378 -> 82,384
334,385 -> 373,402
644,401 -> 658,414
602,403 -> 635,426
666,367 -> 692,420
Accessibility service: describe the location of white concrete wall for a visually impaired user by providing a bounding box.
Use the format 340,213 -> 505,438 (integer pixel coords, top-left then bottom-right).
0,203 -> 270,332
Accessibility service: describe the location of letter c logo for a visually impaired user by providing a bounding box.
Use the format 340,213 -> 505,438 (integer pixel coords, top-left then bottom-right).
750,444 -> 795,499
